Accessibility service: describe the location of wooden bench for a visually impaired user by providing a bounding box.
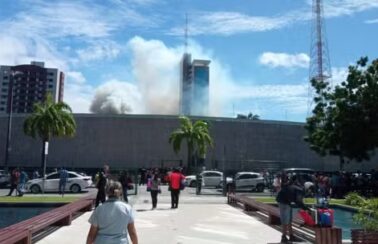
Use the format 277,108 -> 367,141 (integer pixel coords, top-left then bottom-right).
0,197 -> 94,244
0,229 -> 30,244
228,194 -> 342,244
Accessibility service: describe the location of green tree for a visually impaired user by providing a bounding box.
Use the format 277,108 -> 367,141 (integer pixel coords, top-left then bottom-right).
305,57 -> 378,169
236,112 -> 260,120
169,116 -> 213,172
24,94 -> 76,180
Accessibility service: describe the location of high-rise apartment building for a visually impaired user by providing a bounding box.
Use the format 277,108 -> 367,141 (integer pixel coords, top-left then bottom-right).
0,61 -> 64,114
180,53 -> 210,116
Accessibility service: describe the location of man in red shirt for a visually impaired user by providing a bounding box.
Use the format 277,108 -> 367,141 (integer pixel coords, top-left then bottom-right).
169,168 -> 185,209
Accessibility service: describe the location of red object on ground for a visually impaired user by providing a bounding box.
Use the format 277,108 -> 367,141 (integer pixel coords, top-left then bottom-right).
299,209 -> 316,226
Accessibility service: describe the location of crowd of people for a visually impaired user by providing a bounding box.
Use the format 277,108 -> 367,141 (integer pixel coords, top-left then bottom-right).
270,169 -> 378,198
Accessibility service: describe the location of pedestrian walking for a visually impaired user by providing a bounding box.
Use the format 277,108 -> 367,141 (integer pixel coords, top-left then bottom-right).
95,170 -> 107,207
169,168 -> 185,209
17,169 -> 28,196
150,173 -> 161,209
119,171 -> 129,203
7,168 -> 20,196
86,180 -> 138,244
59,167 -> 68,196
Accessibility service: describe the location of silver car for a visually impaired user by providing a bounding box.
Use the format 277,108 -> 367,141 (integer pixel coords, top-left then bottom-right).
26,171 -> 92,193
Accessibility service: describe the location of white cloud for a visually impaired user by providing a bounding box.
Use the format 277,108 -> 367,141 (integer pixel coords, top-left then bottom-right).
331,67 -> 349,86
259,52 -> 310,69
76,41 -> 122,62
169,11 -> 303,36
365,18 -> 378,24
325,0 -> 378,18
169,0 -> 378,36
66,72 -> 86,84
64,76 -> 94,113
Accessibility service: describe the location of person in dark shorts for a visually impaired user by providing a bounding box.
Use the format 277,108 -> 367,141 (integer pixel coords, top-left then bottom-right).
95,171 -> 107,207
276,175 -> 308,243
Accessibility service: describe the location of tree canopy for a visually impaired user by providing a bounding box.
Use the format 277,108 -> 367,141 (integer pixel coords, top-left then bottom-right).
24,93 -> 76,176
237,112 -> 260,120
169,116 -> 213,170
305,57 -> 378,169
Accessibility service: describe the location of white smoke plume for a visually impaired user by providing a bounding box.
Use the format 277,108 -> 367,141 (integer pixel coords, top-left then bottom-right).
89,36 -> 309,119
89,36 -> 233,116
90,80 -> 143,114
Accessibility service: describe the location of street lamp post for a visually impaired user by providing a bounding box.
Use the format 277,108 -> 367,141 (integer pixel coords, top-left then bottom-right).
4,70 -> 22,171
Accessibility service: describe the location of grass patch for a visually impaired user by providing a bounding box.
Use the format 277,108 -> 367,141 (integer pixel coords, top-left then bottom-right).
0,196 -> 79,203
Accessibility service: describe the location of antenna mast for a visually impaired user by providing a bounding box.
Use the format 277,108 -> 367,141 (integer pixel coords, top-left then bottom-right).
308,0 -> 332,114
185,13 -> 188,54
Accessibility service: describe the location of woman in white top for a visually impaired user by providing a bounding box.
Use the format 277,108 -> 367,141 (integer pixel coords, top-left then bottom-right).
86,180 -> 138,244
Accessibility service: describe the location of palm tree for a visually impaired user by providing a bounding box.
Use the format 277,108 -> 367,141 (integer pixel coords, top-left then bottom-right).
247,112 -> 260,120
169,116 -> 213,172
24,93 -> 76,184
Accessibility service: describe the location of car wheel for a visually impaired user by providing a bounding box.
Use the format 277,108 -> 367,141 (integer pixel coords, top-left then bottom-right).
70,184 -> 81,193
189,181 -> 197,187
30,184 -> 41,194
256,184 -> 264,192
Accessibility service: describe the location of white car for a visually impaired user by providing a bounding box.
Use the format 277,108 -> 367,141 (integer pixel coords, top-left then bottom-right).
222,172 -> 265,192
0,170 -> 10,187
26,171 -> 92,193
185,170 -> 223,187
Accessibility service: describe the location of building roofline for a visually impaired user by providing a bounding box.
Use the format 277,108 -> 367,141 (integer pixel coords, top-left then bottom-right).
0,113 -> 304,126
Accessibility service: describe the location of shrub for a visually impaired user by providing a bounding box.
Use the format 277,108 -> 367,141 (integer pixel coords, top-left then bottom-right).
345,192 -> 366,207
354,199 -> 378,231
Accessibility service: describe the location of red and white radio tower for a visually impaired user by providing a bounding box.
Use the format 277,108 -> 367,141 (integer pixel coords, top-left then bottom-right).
308,0 -> 332,113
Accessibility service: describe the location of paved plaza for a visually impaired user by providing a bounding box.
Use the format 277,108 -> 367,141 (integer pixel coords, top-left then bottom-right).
36,186 -> 285,244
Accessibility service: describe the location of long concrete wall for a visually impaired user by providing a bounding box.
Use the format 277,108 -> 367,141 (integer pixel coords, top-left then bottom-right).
0,114 -> 375,171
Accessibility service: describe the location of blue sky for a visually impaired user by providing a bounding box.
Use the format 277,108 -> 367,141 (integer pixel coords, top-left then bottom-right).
0,0 -> 377,122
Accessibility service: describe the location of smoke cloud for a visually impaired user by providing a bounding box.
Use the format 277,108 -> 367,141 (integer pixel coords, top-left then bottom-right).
89,36 -> 309,120
89,36 -> 233,116
90,80 -> 143,114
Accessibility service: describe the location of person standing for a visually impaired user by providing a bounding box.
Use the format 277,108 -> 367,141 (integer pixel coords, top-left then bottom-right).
18,169 -> 28,196
32,170 -> 40,179
7,168 -> 20,196
119,171 -> 129,203
150,173 -> 161,209
95,171 -> 107,207
169,168 -> 185,209
86,180 -> 138,244
59,167 -> 68,196
276,175 -> 308,243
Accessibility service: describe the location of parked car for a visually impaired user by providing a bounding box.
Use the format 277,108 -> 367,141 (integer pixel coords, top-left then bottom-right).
185,170 -> 223,187
25,171 -> 92,193
282,168 -> 316,196
0,170 -> 10,187
282,168 -> 315,176
221,172 -> 265,192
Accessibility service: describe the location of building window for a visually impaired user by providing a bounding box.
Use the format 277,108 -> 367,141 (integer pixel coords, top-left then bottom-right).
3,76 -> 8,79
